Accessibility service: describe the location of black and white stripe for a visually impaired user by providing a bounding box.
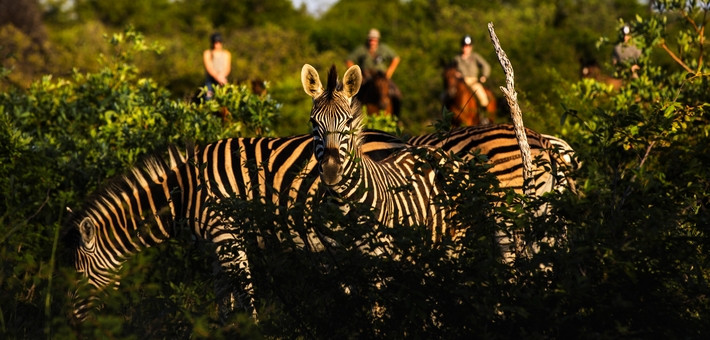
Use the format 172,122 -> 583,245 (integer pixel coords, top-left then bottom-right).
409,124 -> 579,262
301,64 -> 450,240
67,135 -> 323,321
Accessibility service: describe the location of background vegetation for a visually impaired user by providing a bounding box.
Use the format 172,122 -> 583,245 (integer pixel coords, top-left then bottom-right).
1,0 -> 709,338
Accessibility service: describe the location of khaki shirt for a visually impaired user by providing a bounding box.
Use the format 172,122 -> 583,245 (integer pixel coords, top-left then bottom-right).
454,53 -> 491,80
612,43 -> 641,64
348,43 -> 398,74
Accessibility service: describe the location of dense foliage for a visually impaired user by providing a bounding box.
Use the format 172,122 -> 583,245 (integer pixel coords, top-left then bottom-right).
1,0 -> 709,338
4,0 -> 648,135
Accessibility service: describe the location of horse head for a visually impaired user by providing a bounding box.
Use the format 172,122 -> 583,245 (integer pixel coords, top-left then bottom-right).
443,64 -> 460,98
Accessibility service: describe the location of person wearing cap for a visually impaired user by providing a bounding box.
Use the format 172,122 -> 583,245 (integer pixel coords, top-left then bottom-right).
203,32 -> 231,100
453,35 -> 491,108
346,28 -> 401,80
612,25 -> 641,77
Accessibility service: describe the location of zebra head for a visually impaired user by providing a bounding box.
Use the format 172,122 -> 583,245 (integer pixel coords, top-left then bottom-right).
66,154 -> 181,322
66,211 -> 119,322
301,64 -> 364,186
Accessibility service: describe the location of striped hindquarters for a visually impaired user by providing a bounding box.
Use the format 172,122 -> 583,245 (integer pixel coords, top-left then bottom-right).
408,124 -> 577,195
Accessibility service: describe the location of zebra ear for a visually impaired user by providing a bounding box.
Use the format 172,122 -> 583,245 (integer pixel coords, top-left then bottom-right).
342,65 -> 362,98
301,64 -> 323,98
78,218 -> 96,246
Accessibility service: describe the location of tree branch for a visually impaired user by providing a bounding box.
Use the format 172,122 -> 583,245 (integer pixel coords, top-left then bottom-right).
487,22 -> 535,197
660,41 -> 694,74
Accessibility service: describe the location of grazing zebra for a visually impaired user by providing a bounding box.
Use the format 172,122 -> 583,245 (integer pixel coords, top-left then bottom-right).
301,63 -> 451,240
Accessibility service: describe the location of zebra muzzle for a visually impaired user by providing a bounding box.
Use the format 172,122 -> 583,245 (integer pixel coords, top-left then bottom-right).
320,147 -> 342,186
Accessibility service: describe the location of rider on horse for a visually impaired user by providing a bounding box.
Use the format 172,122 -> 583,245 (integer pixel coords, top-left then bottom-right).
453,35 -> 491,111
346,28 -> 402,116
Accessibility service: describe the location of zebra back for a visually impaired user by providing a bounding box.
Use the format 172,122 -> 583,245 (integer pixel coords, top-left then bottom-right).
408,124 -> 578,195
409,125 -> 580,263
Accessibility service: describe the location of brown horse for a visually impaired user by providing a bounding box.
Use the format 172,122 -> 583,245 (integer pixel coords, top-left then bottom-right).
580,59 -> 623,90
442,65 -> 496,126
356,69 -> 401,117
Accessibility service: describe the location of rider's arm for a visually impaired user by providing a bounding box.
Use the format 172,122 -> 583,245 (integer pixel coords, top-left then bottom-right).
221,51 -> 232,84
346,46 -> 364,70
203,50 -> 218,79
386,56 -> 400,79
477,53 -> 491,81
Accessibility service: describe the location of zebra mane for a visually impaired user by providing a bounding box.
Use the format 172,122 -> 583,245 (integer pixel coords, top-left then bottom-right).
351,101 -> 365,149
62,143 -> 192,264
327,65 -> 339,93
66,145 -> 188,232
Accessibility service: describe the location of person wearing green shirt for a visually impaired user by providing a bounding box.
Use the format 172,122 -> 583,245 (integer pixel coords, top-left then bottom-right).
347,28 -> 401,80
346,28 -> 402,116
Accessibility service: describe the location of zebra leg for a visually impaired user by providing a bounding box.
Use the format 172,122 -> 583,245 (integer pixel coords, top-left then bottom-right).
495,228 -> 513,264
210,225 -> 258,322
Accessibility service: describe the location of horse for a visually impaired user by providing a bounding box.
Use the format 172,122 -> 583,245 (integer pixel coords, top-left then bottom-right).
580,59 -> 623,90
356,69 -> 401,117
442,64 -> 496,127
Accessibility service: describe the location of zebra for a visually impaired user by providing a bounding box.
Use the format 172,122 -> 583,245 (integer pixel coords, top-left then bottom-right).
301,63 -> 452,241
66,121 -> 577,322
301,63 -> 580,262
409,124 -> 579,262
66,135 -> 312,322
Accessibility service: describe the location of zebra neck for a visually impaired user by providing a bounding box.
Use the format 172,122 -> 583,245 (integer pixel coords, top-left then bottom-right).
328,152 -> 366,198
134,165 -> 186,246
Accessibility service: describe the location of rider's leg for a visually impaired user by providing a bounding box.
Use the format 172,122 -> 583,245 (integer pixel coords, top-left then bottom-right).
470,82 -> 489,108
464,77 -> 489,107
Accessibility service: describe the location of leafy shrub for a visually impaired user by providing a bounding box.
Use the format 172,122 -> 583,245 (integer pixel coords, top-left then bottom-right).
0,28 -> 279,339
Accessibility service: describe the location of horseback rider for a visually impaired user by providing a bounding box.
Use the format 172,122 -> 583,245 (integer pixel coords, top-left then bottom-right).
612,25 -> 641,78
346,28 -> 402,114
453,35 -> 491,109
203,32 -> 231,100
